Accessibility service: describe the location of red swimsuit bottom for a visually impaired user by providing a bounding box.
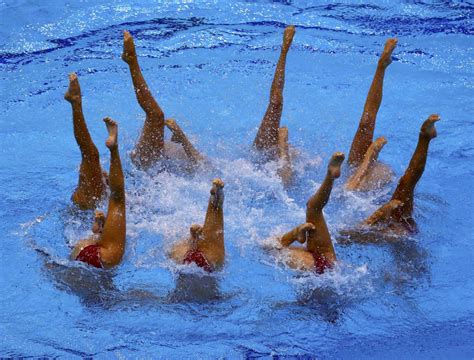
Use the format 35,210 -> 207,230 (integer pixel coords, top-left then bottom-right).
311,252 -> 332,274
76,244 -> 103,269
183,249 -> 213,272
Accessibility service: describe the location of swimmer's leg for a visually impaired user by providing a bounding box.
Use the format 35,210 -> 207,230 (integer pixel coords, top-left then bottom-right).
98,118 -> 126,268
277,126 -> 294,187
348,38 -> 398,166
307,153 -> 345,215
280,223 -> 315,247
253,25 -> 295,158
165,118 -> 204,165
305,153 -> 344,261
64,73 -> 106,210
388,115 -> 440,226
199,179 -> 225,269
363,199 -> 403,226
122,31 -> 165,168
345,136 -> 387,191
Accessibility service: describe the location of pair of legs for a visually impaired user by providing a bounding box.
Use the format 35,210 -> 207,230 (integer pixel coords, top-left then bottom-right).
71,118 -> 126,268
345,38 -> 398,191
122,31 -> 203,170
65,73 -> 107,209
169,179 -> 225,271
344,115 -> 439,241
272,153 -> 345,272
253,26 -> 296,185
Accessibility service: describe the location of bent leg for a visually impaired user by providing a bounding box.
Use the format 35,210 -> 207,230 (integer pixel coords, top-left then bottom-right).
346,136 -> 387,191
280,223 -> 315,248
253,25 -> 295,158
348,38 -> 397,166
65,73 -> 105,209
98,118 -> 126,268
305,153 -> 344,261
122,31 -> 165,168
165,118 -> 204,165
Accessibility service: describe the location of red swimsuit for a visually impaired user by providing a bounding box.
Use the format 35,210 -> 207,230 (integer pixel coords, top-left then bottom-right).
76,244 -> 103,269
311,252 -> 332,274
183,249 -> 213,272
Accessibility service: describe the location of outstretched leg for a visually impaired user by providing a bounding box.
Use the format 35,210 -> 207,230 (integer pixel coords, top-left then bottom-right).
346,136 -> 387,191
389,115 -> 439,226
198,179 -> 225,269
122,31 -> 165,169
305,152 -> 345,261
165,119 -> 204,165
98,118 -> 126,268
277,126 -> 294,187
64,73 -> 106,209
253,25 -> 295,159
348,38 -> 398,166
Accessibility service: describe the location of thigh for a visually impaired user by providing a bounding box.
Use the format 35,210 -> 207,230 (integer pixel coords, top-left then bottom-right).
283,248 -> 315,271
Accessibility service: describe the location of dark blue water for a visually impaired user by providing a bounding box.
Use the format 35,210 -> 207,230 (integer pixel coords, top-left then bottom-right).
1,1 -> 473,358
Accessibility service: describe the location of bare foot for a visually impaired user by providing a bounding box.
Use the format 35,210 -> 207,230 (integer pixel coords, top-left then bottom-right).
328,152 -> 345,179
372,136 -> 388,151
64,73 -> 81,103
165,118 -> 185,143
103,117 -> 118,149
282,25 -> 296,52
210,178 -> 225,208
122,30 -> 137,65
296,223 -> 316,244
378,38 -> 398,68
420,114 -> 440,139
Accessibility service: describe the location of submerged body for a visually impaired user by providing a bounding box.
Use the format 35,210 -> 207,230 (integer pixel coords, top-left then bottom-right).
253,26 -> 296,186
71,118 -> 126,268
122,31 -> 203,171
342,115 -> 440,242
267,153 -> 345,273
169,179 -> 225,271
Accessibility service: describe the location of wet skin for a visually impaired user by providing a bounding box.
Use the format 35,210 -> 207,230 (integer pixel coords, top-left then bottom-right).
346,38 -> 398,191
268,153 -> 345,271
252,25 -> 298,187
71,118 -> 126,268
169,179 -> 225,270
343,115 -> 440,241
64,73 -> 107,210
122,31 -> 203,170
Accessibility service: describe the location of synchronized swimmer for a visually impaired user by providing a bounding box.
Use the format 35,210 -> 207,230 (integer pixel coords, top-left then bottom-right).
63,26 -> 439,276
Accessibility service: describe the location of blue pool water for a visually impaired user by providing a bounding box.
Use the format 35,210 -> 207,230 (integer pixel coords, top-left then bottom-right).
1,1 -> 473,358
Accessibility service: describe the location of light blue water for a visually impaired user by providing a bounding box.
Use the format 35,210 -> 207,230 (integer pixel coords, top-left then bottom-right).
1,1 -> 473,358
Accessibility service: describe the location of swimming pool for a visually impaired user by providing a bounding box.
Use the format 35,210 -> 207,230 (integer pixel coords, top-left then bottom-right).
1,0 -> 473,358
